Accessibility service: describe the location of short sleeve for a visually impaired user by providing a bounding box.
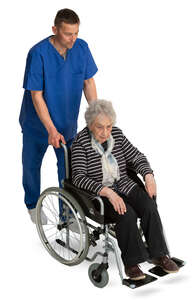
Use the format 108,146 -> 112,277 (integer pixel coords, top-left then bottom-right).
23,49 -> 44,91
84,45 -> 98,80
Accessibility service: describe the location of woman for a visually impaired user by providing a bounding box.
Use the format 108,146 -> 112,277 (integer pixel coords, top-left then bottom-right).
71,99 -> 179,281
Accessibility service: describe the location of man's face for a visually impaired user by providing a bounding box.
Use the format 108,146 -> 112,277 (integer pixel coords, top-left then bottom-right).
52,22 -> 79,49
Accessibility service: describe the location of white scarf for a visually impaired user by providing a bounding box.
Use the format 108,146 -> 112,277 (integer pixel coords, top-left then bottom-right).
91,133 -> 120,187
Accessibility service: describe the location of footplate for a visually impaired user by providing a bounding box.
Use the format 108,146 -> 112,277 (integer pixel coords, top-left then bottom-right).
148,257 -> 186,277
123,273 -> 157,289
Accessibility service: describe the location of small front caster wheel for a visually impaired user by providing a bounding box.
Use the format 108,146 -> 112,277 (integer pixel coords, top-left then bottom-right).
88,263 -> 109,288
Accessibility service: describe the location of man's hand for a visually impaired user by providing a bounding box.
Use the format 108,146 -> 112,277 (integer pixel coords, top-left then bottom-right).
48,128 -> 66,148
100,187 -> 127,215
145,173 -> 157,199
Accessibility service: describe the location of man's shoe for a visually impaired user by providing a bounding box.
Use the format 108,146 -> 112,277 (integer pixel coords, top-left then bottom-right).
125,265 -> 146,281
151,255 -> 180,273
28,208 -> 48,225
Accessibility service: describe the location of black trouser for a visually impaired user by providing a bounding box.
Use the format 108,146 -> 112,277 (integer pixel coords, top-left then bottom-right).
102,184 -> 169,267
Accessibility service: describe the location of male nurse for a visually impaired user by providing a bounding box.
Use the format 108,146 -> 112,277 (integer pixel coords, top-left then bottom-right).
19,8 -> 98,224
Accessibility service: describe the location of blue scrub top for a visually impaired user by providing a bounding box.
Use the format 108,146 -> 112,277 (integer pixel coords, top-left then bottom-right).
19,36 -> 98,141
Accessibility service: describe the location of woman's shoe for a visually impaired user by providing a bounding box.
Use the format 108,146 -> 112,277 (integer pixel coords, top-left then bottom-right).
151,255 -> 180,273
125,265 -> 146,280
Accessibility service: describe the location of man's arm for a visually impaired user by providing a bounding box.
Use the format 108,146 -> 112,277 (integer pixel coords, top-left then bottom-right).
31,91 -> 65,148
83,77 -> 97,103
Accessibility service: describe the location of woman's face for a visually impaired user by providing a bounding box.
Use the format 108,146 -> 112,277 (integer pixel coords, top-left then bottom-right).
89,114 -> 113,143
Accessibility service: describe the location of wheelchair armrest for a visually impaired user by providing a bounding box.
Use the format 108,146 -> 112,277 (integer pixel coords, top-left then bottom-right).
63,179 -> 105,224
126,164 -> 146,191
126,165 -> 157,201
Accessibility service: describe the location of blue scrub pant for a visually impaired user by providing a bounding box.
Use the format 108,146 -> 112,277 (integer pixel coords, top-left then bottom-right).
22,132 -> 74,209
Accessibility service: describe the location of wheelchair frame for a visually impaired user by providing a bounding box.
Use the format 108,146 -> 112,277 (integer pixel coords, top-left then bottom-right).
35,143 -> 185,289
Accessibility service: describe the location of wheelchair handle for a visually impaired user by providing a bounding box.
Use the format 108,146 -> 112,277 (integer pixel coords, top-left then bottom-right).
60,142 -> 69,180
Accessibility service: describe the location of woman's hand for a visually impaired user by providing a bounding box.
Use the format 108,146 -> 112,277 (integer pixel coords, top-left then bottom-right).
99,187 -> 127,215
145,174 -> 157,199
108,192 -> 127,215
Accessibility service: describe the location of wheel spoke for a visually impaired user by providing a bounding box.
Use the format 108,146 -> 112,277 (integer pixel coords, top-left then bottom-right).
42,204 -> 58,222
48,194 -> 59,216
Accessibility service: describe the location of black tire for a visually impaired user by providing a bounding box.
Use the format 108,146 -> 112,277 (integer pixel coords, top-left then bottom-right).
88,263 -> 109,288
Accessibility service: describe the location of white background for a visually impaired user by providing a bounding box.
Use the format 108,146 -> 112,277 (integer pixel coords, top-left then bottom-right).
1,0 -> 195,298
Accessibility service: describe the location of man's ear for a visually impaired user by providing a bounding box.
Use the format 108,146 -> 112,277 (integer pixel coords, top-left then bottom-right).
52,26 -> 57,35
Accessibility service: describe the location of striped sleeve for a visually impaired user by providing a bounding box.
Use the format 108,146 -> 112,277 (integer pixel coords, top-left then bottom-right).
71,141 -> 104,195
121,131 -> 154,179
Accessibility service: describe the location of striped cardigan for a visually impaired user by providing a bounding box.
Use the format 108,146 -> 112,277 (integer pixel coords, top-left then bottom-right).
71,126 -> 153,196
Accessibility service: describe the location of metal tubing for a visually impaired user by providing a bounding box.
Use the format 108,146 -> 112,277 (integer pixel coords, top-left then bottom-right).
107,237 -> 124,282
60,142 -> 69,180
93,196 -> 104,216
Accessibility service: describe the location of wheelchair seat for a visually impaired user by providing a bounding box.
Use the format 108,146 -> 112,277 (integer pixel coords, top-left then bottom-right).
62,146 -> 146,225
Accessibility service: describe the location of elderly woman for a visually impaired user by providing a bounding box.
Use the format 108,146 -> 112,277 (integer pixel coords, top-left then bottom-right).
71,99 -> 179,281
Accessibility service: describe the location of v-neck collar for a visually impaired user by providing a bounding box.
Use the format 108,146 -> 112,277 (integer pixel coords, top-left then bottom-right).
47,35 -> 69,61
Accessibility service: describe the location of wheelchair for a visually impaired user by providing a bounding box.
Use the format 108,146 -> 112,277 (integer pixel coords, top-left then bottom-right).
35,143 -> 185,289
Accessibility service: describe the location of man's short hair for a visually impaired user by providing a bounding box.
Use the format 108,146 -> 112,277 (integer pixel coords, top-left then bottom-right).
54,8 -> 80,26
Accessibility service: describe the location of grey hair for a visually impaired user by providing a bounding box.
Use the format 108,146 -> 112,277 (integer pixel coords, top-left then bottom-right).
85,99 -> 116,127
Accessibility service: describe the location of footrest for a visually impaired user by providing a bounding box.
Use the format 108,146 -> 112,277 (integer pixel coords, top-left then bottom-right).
148,266 -> 168,277
123,274 -> 157,289
171,257 -> 186,267
148,257 -> 186,277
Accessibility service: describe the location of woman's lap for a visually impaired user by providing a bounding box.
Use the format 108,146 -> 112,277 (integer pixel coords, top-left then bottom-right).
101,184 -> 158,223
124,184 -> 158,218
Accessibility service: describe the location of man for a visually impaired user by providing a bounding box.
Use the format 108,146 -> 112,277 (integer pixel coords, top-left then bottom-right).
19,8 -> 98,224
